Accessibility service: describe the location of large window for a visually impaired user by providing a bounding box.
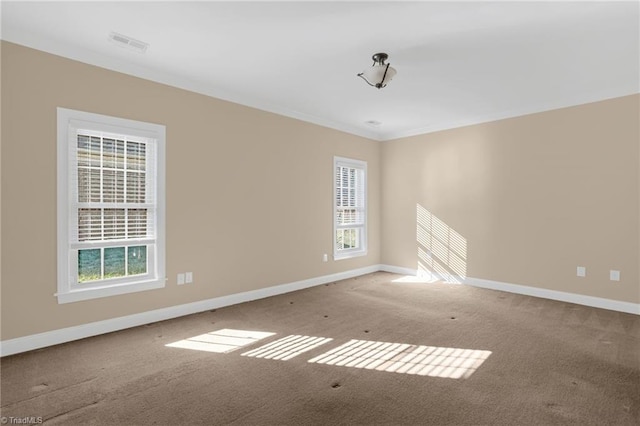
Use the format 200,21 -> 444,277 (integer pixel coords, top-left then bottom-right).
334,156 -> 367,259
57,108 -> 165,303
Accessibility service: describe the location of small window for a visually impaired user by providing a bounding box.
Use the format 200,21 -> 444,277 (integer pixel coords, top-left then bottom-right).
334,156 -> 367,259
57,108 -> 165,303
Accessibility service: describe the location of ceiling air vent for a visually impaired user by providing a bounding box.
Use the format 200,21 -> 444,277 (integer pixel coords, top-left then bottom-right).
108,32 -> 149,53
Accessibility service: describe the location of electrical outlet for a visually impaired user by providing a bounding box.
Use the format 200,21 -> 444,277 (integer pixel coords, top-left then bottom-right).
177,273 -> 185,285
322,254 -> 328,262
577,266 -> 586,277
185,272 -> 193,284
610,270 -> 620,281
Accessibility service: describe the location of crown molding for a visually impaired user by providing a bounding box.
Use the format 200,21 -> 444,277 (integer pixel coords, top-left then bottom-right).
2,28 -> 637,144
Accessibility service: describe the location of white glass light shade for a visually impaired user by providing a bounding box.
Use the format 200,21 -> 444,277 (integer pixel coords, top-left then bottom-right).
360,64 -> 397,88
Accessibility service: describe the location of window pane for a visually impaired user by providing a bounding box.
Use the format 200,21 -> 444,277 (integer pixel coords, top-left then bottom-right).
345,209 -> 355,224
78,249 -> 101,283
78,167 -> 101,203
102,169 -> 125,203
77,135 -> 91,167
77,135 -> 101,168
104,209 -> 126,240
345,228 -> 359,249
128,246 -> 147,276
335,159 -> 366,256
127,141 -> 146,171
127,171 -> 146,203
78,208 -> 102,241
128,209 -> 148,238
104,247 -> 126,279
336,228 -> 359,250
103,138 -> 125,169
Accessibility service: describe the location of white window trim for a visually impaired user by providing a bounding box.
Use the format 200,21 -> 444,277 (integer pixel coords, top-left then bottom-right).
57,108 -> 166,304
333,156 -> 367,260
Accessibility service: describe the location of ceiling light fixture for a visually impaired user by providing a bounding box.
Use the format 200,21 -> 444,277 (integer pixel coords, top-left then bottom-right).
357,52 -> 397,89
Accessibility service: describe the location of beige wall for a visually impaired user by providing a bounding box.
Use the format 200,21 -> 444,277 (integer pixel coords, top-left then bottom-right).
0,42 -> 381,340
1,41 -> 638,342
382,94 -> 640,303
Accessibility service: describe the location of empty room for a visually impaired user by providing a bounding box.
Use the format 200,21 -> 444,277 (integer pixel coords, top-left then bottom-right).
1,1 -> 638,425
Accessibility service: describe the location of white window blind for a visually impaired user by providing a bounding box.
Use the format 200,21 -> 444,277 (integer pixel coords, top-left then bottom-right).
70,129 -> 157,283
57,108 -> 165,304
334,157 -> 367,259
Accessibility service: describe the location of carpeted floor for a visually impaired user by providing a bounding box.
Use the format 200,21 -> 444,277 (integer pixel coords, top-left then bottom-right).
1,272 -> 639,425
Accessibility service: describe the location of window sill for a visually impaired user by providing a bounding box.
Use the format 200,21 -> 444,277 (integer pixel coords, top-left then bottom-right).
334,250 -> 368,261
56,278 -> 165,304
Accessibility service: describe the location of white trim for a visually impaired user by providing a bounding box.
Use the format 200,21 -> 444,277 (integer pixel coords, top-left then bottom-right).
4,27 -> 637,142
0,265 -> 379,357
56,279 -> 166,304
1,29 -> 381,141
463,276 -> 640,315
3,264 -> 638,357
379,88 -> 640,142
379,264 -> 418,276
380,265 -> 639,315
56,108 -> 166,304
333,156 -> 367,260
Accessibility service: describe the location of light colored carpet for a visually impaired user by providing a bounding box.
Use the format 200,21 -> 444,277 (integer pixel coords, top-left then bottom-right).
1,272 -> 639,425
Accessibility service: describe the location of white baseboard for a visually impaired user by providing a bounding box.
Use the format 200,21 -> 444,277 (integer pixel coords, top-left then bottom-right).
379,264 -> 418,276
464,276 -> 640,315
0,265 -> 379,357
2,264 -> 637,357
380,265 -> 639,315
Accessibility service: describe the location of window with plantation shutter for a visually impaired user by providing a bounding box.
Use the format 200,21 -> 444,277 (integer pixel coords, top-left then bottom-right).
334,157 -> 367,259
57,108 -> 165,304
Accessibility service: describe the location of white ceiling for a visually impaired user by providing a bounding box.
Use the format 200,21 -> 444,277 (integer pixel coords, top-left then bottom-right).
2,1 -> 638,141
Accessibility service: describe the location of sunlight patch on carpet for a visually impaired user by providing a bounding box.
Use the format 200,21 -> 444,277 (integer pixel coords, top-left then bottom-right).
165,329 -> 275,353
241,335 -> 333,360
308,339 -> 491,379
392,274 -> 439,284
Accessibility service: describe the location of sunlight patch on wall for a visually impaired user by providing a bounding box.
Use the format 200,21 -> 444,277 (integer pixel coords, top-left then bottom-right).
242,335 -> 333,361
308,339 -> 490,379
166,329 -> 275,353
417,204 -> 467,283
